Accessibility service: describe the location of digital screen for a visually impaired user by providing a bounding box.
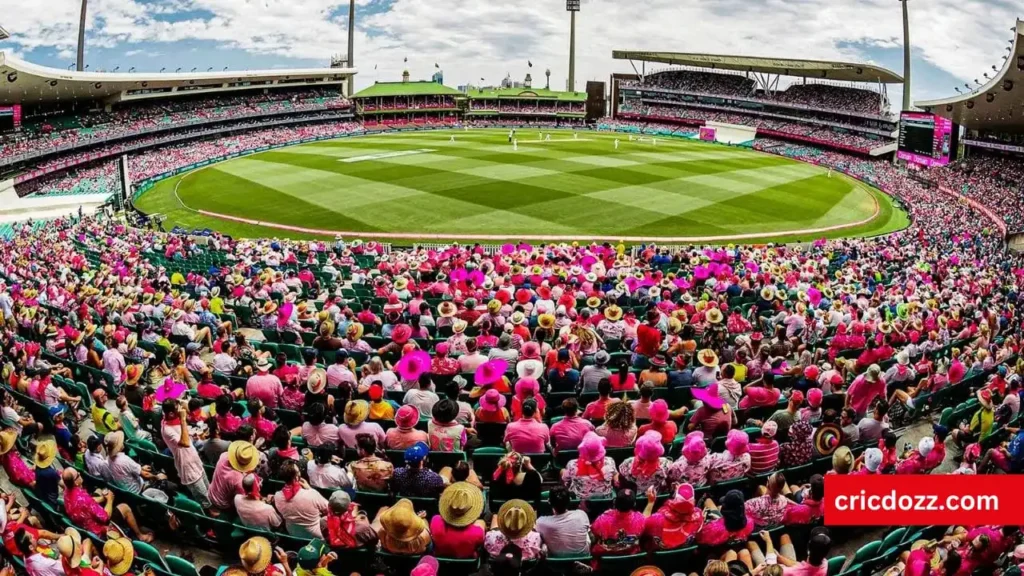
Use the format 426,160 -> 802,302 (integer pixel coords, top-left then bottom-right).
0,104 -> 21,132
566,0 -> 580,10
699,127 -> 717,141
897,112 -> 953,167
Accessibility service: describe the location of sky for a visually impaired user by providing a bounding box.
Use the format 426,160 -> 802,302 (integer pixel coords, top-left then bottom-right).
0,0 -> 1020,107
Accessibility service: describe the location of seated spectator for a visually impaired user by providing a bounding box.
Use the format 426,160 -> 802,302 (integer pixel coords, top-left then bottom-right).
767,390 -> 803,439
582,379 -> 618,419
273,460 -> 329,538
668,431 -> 711,488
778,418 -> 814,468
739,372 -> 781,408
384,405 -> 428,450
61,467 -> 152,541
596,400 -> 637,448
372,498 -> 430,555
535,487 -> 591,557
687,383 -> 729,436
510,377 -> 545,421
642,482 -> 704,550
562,431 -> 617,500
475,389 -> 511,424
338,400 -> 386,449
403,373 -> 439,417
637,399 -> 677,444
306,444 -> 352,490
591,488 -> 656,556
696,489 -> 754,546
320,491 -> 377,550
829,446 -> 854,475
743,471 -> 790,528
430,482 -> 486,559
550,398 -> 595,451
857,402 -> 888,445
707,429 -> 751,483
484,500 -> 544,561
301,402 -> 339,447
349,434 -> 394,492
234,473 -> 284,531
749,421 -> 780,475
390,441 -> 445,498
504,399 -> 550,454
428,398 -> 468,452
782,474 -> 825,524
490,451 -> 543,503
618,431 -> 671,494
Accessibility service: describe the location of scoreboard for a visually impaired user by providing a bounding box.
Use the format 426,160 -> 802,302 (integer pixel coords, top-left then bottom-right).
0,105 -> 21,132
897,112 -> 958,167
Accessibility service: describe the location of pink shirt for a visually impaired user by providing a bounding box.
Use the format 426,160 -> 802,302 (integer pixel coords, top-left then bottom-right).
233,494 -> 284,530
326,364 -> 356,388
208,452 -> 245,510
550,416 -> 595,450
274,487 -> 329,539
301,422 -> 340,447
738,386 -> 780,409
783,562 -> 827,576
246,373 -> 284,408
846,374 -> 886,415
384,427 -> 429,450
337,421 -> 386,448
161,421 -> 205,485
429,515 -> 485,559
504,419 -> 550,453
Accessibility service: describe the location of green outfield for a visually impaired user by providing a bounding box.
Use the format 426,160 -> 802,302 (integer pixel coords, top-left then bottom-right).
135,129 -> 909,242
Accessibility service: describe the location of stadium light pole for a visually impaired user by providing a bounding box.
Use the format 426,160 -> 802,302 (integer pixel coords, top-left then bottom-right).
899,0 -> 911,110
347,0 -> 355,96
76,0 -> 87,71
567,0 -> 580,92
0,25 -> 9,41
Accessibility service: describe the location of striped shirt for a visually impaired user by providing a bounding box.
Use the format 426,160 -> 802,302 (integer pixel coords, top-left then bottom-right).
748,438 -> 780,475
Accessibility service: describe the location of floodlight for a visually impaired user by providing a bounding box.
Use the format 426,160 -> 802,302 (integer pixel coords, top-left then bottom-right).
566,0 -> 580,11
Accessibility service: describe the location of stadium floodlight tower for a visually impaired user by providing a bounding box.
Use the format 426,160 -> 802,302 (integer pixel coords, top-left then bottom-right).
0,24 -> 9,40
347,0 -> 355,96
899,0 -> 911,110
77,0 -> 88,71
567,0 -> 580,92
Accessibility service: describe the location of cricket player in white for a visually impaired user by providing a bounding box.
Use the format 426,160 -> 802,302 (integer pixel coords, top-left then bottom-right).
513,139 -> 518,151
614,139 -> 619,150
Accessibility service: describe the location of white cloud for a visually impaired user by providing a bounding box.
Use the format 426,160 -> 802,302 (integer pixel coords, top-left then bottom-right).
0,0 -> 1018,100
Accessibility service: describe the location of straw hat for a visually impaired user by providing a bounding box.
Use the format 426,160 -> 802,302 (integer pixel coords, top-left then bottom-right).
227,441 -> 260,473
344,400 -> 370,426
604,305 -> 623,322
56,528 -> 84,568
438,302 -> 457,318
537,314 -> 555,330
261,301 -> 278,315
34,440 -> 57,468
238,537 -> 273,574
255,357 -> 272,373
452,320 -> 468,334
0,429 -> 17,455
510,311 -> 526,325
439,482 -> 485,528
497,499 -> 537,540
697,349 -> 719,368
307,368 -> 327,394
380,499 -> 428,543
705,308 -> 723,324
346,322 -> 364,341
103,538 -> 135,576
104,431 -> 125,457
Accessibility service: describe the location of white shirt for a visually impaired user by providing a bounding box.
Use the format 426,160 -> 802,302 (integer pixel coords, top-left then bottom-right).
26,553 -> 66,576
306,460 -> 352,489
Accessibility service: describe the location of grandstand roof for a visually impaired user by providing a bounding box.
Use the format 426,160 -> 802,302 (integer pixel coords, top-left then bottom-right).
351,81 -> 463,98
915,20 -> 1024,131
464,87 -> 587,101
0,52 -> 356,105
611,51 -> 904,84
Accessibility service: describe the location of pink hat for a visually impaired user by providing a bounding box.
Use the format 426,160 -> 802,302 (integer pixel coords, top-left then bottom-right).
475,358 -> 509,386
649,399 -> 669,423
435,342 -> 450,356
520,341 -> 541,360
391,324 -> 412,345
396,350 -> 431,382
691,382 -> 724,410
789,390 -> 805,405
761,420 -> 778,438
803,365 -> 820,381
395,405 -> 419,429
514,377 -> 539,399
725,429 -> 749,457
479,389 -> 507,412
635,431 -> 665,461
681,431 -> 707,463
410,556 -> 438,576
807,388 -> 823,408
578,431 -> 607,464
154,377 -> 187,402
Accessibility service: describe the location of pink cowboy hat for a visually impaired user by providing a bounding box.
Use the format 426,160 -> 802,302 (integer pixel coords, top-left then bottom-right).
478,389 -> 506,412
514,377 -> 540,399
520,341 -> 541,360
154,378 -> 187,403
395,350 -> 431,382
691,382 -> 724,410
391,324 -> 413,345
475,358 -> 508,386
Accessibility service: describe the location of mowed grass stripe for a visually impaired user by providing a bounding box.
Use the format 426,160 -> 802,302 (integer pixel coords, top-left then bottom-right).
133,129 -> 906,242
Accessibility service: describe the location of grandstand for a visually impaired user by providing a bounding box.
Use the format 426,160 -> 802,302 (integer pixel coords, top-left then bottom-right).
610,52 -> 901,155
351,75 -> 462,128
1,15 -> 1024,576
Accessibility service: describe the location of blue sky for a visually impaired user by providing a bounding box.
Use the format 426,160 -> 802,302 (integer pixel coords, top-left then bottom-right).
0,0 -> 1019,105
